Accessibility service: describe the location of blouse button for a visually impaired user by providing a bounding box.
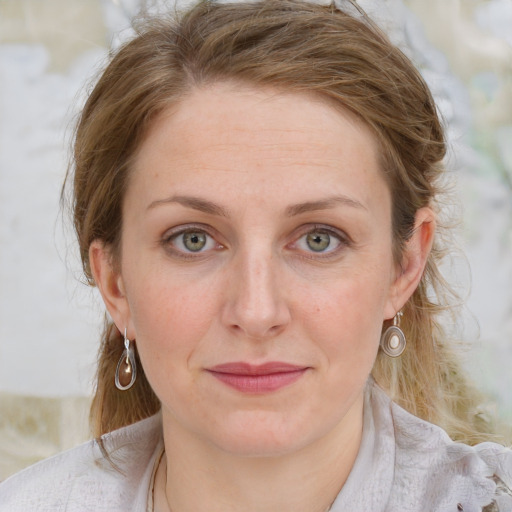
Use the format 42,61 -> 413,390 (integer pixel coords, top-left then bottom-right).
457,504 -> 464,511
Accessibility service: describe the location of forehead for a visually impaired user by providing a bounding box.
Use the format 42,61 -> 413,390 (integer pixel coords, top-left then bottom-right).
139,82 -> 375,153
129,82 -> 388,213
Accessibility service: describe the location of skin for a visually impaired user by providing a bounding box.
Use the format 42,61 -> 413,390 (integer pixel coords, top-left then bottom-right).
90,82 -> 435,512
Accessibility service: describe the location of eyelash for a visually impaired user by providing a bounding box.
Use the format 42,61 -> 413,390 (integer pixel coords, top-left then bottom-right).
161,224 -> 351,259
162,224 -> 223,259
289,225 -> 351,259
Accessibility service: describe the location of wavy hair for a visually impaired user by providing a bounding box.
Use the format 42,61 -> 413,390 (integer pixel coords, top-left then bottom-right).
66,0 -> 502,443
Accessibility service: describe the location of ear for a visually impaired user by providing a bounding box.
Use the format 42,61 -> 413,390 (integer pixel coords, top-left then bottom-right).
89,240 -> 132,336
384,207 -> 436,319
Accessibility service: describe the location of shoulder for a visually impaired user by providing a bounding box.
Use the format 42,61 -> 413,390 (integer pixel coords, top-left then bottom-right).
372,385 -> 512,511
0,413 -> 162,512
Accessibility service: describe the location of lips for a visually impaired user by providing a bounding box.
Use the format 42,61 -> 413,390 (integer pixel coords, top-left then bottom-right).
207,362 -> 308,393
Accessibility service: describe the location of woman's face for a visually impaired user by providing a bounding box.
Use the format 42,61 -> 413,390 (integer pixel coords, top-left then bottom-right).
93,83 -> 427,457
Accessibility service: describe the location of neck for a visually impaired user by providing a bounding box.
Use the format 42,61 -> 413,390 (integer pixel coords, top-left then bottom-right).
154,394 -> 364,512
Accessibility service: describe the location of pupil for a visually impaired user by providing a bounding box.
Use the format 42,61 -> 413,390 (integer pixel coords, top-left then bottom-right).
184,232 -> 206,251
306,232 -> 330,252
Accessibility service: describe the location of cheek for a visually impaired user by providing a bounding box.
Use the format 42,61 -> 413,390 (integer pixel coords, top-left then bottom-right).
126,279 -> 221,411
301,263 -> 391,361
123,262 -> 219,364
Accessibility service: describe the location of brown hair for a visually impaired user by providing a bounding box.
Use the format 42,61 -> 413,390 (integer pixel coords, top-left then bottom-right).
67,0 -> 499,442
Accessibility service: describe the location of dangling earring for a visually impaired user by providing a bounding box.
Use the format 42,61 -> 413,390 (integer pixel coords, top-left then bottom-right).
380,311 -> 406,357
115,328 -> 137,390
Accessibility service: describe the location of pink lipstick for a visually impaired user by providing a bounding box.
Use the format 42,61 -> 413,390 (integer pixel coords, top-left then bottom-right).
207,362 -> 308,393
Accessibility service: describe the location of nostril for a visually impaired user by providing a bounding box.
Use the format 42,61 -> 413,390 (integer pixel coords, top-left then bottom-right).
228,321 -> 285,340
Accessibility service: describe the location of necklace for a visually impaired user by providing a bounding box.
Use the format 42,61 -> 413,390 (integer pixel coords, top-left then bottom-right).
151,449 -> 170,512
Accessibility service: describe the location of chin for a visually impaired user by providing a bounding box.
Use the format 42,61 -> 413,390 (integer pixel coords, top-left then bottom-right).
204,412 -> 323,458
215,433 -> 306,458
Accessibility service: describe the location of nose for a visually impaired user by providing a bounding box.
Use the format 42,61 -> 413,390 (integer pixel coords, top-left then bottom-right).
221,248 -> 291,340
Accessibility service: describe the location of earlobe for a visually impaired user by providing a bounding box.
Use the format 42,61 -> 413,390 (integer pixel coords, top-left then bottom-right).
385,207 -> 436,318
89,240 -> 131,332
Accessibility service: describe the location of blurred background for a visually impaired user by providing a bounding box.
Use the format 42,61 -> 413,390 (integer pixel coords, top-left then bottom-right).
0,0 -> 511,479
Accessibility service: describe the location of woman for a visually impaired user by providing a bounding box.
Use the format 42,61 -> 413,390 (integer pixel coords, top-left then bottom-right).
1,0 -> 511,511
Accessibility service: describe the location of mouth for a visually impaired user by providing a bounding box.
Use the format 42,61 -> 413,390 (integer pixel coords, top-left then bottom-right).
206,362 -> 309,393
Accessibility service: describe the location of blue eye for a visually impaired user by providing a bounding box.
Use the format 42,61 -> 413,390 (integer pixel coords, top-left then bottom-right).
169,230 -> 217,253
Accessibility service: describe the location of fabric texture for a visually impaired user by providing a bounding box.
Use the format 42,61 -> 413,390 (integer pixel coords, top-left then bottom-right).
0,414 -> 164,512
1,381 -> 511,512
331,382 -> 512,512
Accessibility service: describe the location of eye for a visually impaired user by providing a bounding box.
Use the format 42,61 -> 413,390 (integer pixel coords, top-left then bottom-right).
182,231 -> 207,252
166,228 -> 218,254
293,227 -> 345,255
305,232 -> 331,252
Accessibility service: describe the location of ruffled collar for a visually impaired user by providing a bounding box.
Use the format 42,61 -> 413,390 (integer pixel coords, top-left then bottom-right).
330,380 -> 512,512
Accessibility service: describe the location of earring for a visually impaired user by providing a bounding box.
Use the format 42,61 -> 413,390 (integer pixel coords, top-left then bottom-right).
380,311 -> 406,358
115,328 -> 137,390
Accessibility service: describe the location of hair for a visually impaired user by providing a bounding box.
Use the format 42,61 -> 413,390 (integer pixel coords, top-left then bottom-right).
66,0 -> 502,443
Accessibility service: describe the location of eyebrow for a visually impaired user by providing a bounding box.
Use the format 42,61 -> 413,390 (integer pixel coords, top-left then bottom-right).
147,193 -> 366,217
147,195 -> 230,217
285,195 -> 367,216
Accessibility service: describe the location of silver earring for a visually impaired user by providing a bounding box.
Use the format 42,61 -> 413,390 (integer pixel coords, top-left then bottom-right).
115,328 -> 137,390
380,311 -> 406,357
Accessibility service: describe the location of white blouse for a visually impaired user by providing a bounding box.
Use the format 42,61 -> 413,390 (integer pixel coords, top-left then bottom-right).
1,380 -> 511,512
